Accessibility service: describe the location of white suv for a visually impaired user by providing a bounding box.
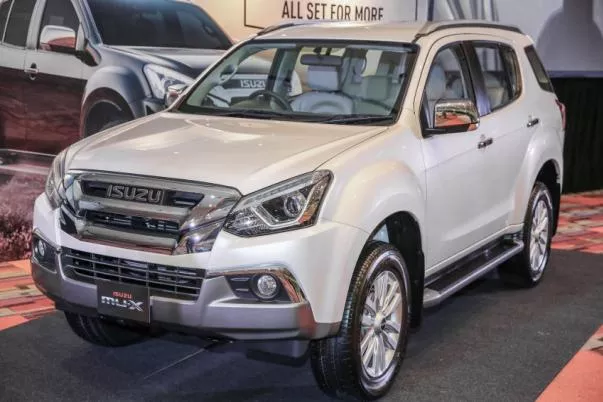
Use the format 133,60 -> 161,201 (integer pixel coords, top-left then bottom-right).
32,21 -> 565,400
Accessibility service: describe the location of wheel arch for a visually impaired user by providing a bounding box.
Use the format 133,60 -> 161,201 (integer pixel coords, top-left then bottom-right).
536,159 -> 562,235
367,211 -> 425,329
80,88 -> 134,137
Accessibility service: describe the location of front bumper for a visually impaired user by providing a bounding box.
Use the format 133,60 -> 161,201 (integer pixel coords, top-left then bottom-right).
32,194 -> 367,341
32,258 -> 332,340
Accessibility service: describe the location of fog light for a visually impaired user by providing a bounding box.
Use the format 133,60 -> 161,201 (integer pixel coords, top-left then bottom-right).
34,238 -> 47,259
31,235 -> 57,271
252,274 -> 280,300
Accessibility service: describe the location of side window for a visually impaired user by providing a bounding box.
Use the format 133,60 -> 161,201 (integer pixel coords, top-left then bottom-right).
4,0 -> 36,47
422,46 -> 473,128
525,45 -> 554,93
39,0 -> 79,46
474,43 -> 521,111
0,0 -> 11,42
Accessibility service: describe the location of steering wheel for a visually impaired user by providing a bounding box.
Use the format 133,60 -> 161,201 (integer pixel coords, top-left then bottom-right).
249,90 -> 292,112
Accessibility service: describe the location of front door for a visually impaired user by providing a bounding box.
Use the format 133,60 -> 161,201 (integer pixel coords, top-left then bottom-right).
0,0 -> 36,153
23,0 -> 85,154
418,41 -> 494,271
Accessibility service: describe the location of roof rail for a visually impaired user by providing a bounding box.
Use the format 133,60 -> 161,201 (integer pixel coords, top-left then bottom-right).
414,20 -> 523,41
255,20 -> 349,37
255,22 -> 301,37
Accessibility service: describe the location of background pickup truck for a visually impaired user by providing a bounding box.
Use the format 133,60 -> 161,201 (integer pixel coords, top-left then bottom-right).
0,0 -> 269,162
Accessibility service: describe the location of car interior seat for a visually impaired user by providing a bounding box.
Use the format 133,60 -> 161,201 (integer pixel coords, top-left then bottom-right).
483,72 -> 509,109
355,76 -> 391,115
291,55 -> 354,115
340,55 -> 367,98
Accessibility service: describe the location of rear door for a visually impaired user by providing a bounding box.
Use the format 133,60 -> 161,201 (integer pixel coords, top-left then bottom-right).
466,40 -> 531,232
0,0 -> 36,153
23,0 -> 85,154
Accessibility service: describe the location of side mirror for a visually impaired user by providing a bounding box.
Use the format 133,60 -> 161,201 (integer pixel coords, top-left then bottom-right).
432,99 -> 479,133
40,25 -> 76,54
165,84 -> 188,108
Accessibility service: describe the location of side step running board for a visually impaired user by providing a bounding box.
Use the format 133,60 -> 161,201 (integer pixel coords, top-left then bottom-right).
423,240 -> 524,308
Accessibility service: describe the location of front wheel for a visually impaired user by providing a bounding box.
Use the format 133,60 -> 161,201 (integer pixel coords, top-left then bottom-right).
310,242 -> 411,400
498,181 -> 554,287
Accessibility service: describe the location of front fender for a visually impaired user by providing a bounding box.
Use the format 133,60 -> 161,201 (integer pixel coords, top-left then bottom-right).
84,66 -> 148,109
322,160 -> 425,245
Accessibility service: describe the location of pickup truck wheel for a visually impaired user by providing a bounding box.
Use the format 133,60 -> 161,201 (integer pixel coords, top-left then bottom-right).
498,181 -> 554,287
310,242 -> 410,400
64,312 -> 146,347
83,101 -> 130,137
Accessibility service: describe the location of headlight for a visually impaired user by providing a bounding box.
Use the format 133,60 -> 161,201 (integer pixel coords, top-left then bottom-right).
143,64 -> 194,100
45,150 -> 70,209
224,171 -> 332,237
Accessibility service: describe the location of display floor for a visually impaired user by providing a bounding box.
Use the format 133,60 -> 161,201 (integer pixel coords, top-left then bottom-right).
0,250 -> 601,401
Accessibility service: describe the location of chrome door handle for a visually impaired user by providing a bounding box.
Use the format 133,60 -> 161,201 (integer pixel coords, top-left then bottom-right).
477,137 -> 494,149
527,117 -> 540,128
24,64 -> 38,80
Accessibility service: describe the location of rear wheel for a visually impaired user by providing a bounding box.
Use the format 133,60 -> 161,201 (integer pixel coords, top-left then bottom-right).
310,242 -> 410,400
498,181 -> 554,287
64,312 -> 147,347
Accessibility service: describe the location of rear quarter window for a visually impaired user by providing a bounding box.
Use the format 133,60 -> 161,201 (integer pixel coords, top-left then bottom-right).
525,45 -> 554,93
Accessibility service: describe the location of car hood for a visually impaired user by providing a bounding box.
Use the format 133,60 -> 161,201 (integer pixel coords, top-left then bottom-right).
108,46 -> 225,76
66,113 -> 386,194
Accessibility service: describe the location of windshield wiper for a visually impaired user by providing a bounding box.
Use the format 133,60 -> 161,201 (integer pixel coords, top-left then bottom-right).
203,108 -> 292,120
321,115 -> 395,125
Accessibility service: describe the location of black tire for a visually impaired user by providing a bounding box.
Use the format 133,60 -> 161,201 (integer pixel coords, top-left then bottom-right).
64,312 -> 146,347
83,101 -> 131,137
310,242 -> 411,400
498,181 -> 554,287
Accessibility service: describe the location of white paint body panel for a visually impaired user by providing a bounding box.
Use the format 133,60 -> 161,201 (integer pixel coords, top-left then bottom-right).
34,22 -> 564,326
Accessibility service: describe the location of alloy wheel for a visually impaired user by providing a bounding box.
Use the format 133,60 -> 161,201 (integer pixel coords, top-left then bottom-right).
529,196 -> 551,280
360,270 -> 404,379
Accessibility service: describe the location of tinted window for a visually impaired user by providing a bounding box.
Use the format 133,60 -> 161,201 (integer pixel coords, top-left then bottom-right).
474,43 -> 521,110
422,46 -> 473,128
0,0 -> 11,42
4,0 -> 36,47
87,0 -> 231,50
525,45 -> 554,93
39,0 -> 79,46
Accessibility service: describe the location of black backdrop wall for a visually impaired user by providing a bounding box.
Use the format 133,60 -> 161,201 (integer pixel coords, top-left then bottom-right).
552,78 -> 603,193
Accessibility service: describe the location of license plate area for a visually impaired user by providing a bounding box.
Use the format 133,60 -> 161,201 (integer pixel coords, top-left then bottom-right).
97,280 -> 150,323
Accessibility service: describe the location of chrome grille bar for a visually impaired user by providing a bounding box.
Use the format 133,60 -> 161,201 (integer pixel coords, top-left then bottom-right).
62,248 -> 205,300
60,171 -> 241,254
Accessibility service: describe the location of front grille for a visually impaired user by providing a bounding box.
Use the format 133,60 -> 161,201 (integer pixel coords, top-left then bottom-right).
85,210 -> 180,237
62,249 -> 204,300
61,172 -> 241,254
80,180 -> 204,208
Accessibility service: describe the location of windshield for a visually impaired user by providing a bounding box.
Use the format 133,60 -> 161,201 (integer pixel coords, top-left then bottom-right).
176,41 -> 417,125
87,0 -> 231,50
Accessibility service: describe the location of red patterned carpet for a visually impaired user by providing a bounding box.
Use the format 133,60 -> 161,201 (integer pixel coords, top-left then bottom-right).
0,260 -> 54,330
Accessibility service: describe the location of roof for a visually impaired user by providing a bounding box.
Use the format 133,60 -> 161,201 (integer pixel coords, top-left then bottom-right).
254,20 -> 524,43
